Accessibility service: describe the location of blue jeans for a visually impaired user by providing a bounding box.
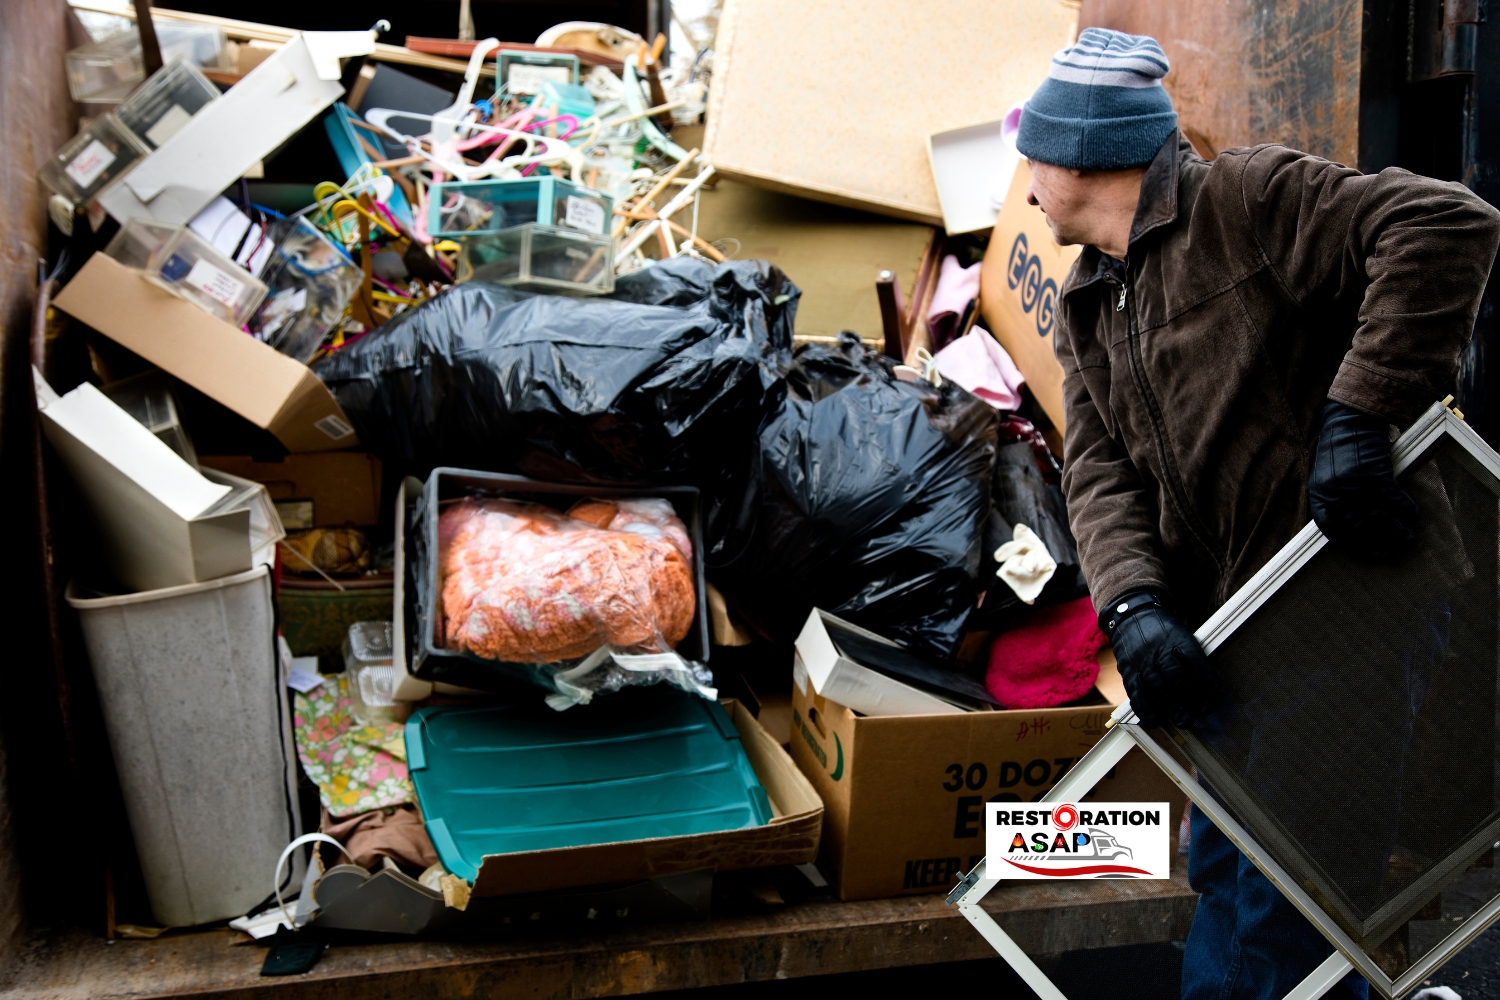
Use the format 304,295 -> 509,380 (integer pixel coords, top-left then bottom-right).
1182,806 -> 1369,1000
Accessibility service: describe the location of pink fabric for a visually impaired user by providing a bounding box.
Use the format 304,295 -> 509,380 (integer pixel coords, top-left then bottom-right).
928,254 -> 983,322
934,326 -> 1026,410
985,597 -> 1105,709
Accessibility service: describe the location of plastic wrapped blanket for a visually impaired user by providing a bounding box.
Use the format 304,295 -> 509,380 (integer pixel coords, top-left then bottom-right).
439,498 -> 696,665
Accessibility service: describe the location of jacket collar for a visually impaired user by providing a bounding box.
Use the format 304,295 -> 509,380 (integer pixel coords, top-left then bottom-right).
1062,131 -> 1185,296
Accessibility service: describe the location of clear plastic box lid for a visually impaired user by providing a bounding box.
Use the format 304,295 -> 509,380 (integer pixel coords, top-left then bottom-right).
114,59 -> 220,149
66,21 -> 229,103
344,621 -> 394,670
146,226 -> 269,326
103,217 -> 179,270
38,114 -> 149,204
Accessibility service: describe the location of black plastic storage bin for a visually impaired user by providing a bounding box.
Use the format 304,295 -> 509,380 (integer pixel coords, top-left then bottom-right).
400,467 -> 710,693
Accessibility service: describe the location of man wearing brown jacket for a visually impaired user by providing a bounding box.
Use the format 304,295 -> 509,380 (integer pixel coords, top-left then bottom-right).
1017,28 -> 1500,1000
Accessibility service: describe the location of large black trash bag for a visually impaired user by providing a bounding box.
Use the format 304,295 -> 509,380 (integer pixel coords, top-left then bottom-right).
971,414 -> 1089,630
709,333 -> 996,660
312,258 -> 797,483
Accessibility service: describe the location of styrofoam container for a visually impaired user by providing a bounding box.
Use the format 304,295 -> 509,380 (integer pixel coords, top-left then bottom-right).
66,566 -> 300,927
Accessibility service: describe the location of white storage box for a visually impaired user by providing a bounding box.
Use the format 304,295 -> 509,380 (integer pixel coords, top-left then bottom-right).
66,566 -> 300,927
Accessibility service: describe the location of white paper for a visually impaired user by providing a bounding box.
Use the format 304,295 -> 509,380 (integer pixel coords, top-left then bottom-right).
64,138 -> 117,188
507,63 -> 572,95
184,258 -> 248,307
314,414 -> 354,440
563,195 -> 606,234
144,104 -> 194,147
286,656 -> 325,693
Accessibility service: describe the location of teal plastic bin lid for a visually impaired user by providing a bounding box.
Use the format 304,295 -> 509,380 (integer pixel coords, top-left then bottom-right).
407,689 -> 774,882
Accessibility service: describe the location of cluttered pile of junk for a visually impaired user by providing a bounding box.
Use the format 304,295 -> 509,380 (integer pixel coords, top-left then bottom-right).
31,0 -> 1178,965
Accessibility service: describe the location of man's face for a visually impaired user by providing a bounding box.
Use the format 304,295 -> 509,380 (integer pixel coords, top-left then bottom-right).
1026,161 -> 1093,246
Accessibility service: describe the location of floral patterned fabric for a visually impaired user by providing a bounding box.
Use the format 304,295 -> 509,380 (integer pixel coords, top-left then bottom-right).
292,674 -> 414,818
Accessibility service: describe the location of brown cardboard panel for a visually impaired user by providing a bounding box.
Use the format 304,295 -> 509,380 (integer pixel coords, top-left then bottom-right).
199,453 -> 383,527
979,161 -> 1082,436
470,700 -> 822,897
53,253 -> 357,453
705,0 -> 1077,223
789,681 -> 1183,900
691,178 -> 935,345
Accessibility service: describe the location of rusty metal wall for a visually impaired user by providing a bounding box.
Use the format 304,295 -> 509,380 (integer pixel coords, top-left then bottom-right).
0,0 -> 79,964
1079,0 -> 1364,166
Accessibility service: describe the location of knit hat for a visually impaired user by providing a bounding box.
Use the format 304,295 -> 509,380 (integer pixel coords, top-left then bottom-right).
1016,28 -> 1178,170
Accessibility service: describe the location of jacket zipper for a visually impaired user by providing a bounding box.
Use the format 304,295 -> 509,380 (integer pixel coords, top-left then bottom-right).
1119,256 -> 1227,580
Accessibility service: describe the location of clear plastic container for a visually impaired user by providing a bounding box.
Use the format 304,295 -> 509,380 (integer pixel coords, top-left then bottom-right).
249,217 -> 362,363
66,21 -> 229,103
99,369 -> 198,468
145,226 -> 268,326
458,223 -> 615,295
114,59 -> 220,149
103,217 -> 179,270
343,622 -> 400,725
38,114 -> 149,204
198,466 -> 286,561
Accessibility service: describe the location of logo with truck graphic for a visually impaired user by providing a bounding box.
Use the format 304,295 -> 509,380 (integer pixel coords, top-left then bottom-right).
986,802 -> 1170,879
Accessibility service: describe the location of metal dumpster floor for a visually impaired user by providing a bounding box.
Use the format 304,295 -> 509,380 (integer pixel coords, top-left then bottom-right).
1,858 -> 1195,1000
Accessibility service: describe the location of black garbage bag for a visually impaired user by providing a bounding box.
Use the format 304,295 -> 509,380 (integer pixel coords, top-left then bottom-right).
971,415 -> 1089,630
708,334 -> 996,660
312,258 -> 797,483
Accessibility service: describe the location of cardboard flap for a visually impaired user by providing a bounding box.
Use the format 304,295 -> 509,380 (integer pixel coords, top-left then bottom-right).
53,254 -> 356,453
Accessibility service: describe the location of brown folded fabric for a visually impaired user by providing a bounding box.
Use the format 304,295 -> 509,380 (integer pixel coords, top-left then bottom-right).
321,803 -> 438,874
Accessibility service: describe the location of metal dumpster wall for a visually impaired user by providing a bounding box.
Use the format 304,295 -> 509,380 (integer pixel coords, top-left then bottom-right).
0,0 -> 80,966
1079,0 -> 1364,166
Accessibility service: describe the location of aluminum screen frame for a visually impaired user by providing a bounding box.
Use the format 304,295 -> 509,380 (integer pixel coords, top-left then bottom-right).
949,402 -> 1500,1000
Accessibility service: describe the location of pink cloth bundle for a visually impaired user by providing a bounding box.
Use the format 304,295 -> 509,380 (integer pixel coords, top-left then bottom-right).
985,596 -> 1105,709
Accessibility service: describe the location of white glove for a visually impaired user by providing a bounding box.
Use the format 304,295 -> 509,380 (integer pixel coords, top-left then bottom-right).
994,523 -> 1057,604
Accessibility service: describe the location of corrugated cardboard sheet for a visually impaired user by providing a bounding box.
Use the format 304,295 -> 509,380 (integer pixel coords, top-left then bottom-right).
705,0 -> 1078,224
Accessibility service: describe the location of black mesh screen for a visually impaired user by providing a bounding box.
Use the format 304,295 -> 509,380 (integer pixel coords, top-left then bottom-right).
1172,434 -> 1500,948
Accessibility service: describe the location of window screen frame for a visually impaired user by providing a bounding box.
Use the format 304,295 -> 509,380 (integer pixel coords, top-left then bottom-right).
948,402 -> 1500,1000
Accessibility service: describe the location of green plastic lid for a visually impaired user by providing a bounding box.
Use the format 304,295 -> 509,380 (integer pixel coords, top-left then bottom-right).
407,688 -> 773,882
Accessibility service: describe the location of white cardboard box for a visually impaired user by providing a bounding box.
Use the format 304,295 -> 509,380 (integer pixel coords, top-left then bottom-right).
98,31 -> 375,225
36,371 -> 252,592
793,608 -> 963,717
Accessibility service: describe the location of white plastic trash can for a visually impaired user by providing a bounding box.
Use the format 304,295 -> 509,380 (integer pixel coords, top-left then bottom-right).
67,565 -> 300,926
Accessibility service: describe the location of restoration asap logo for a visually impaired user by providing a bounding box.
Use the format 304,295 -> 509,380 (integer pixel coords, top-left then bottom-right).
986,802 -> 1170,879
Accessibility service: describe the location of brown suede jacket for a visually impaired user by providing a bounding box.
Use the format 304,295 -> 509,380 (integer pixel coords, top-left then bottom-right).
1056,133 -> 1500,627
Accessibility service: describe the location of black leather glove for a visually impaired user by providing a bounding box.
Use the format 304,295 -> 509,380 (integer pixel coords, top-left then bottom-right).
1100,590 -> 1217,728
1308,400 -> 1418,560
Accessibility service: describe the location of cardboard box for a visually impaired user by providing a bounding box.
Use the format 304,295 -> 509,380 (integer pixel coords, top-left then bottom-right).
979,161 -> 1082,434
53,253 -> 357,453
36,373 -> 251,592
469,699 -> 823,897
199,452 -> 382,528
704,0 -> 1075,224
788,666 -> 1184,900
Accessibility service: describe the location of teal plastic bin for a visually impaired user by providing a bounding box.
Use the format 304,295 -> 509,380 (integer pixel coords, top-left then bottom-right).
426,176 -> 612,240
407,689 -> 773,882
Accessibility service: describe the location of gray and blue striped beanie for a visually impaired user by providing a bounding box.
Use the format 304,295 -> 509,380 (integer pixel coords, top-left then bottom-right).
1016,28 -> 1178,170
